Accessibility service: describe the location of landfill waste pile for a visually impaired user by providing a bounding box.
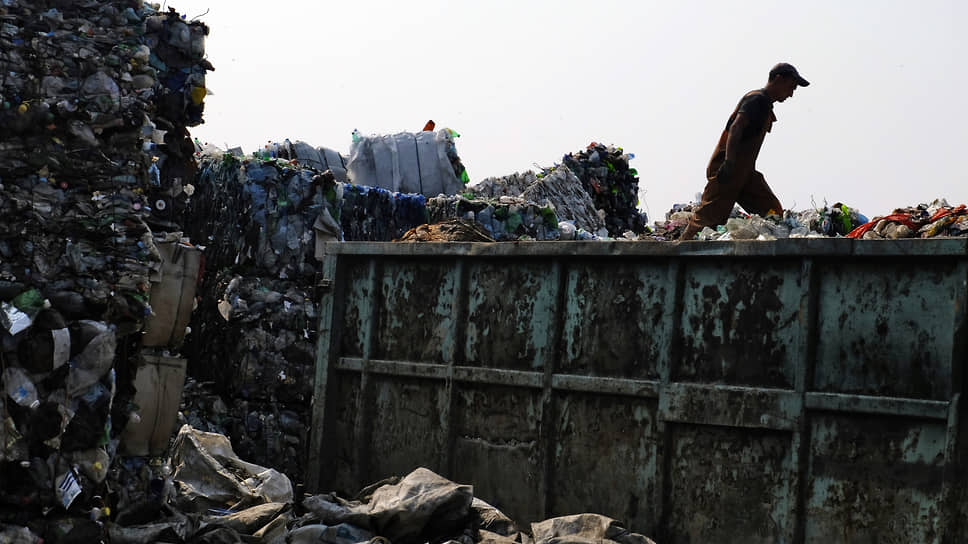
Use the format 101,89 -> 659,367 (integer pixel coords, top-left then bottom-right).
426,194 -> 562,241
398,218 -> 496,242
0,0 -> 211,532
347,128 -> 469,197
654,201 -> 873,241
847,199 -> 968,239
561,143 -> 649,236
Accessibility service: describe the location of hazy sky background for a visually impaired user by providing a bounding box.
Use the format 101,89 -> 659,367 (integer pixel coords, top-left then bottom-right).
186,0 -> 967,221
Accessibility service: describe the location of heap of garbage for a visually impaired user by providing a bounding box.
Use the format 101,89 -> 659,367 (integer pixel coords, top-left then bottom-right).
660,199 -> 968,241
562,143 -> 649,236
0,0 -> 211,527
653,201 -> 870,241
848,200 -> 968,239
2,426 -> 658,544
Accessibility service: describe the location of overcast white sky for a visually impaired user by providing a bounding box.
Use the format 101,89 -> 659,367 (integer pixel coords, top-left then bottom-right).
185,0 -> 967,221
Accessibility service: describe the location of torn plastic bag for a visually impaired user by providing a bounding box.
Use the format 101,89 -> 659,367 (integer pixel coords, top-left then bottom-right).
106,506 -> 197,544
364,467 -> 473,544
301,468 -> 473,544
530,514 -> 656,544
472,497 -> 520,537
288,523 -> 375,544
199,502 -> 290,537
66,321 -> 116,396
170,425 -> 293,514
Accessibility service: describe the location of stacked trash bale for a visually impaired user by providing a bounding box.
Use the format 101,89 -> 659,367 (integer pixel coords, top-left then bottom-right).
0,0 -> 211,520
257,138 -> 349,183
472,166 -> 605,237
347,129 -> 468,197
562,143 -> 649,236
341,184 -> 429,241
183,152 -> 331,485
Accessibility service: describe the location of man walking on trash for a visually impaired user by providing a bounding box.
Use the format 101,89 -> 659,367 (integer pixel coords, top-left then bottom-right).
680,63 -> 810,240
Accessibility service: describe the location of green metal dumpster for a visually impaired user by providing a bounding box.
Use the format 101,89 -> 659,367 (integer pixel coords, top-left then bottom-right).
308,239 -> 967,543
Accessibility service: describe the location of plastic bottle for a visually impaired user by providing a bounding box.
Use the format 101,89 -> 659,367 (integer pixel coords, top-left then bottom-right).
3,367 -> 40,409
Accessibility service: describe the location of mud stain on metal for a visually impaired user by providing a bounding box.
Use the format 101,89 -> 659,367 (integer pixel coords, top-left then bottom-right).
453,385 -> 544,523
666,426 -> 793,544
367,376 -> 449,481
339,260 -> 373,357
815,262 -> 956,400
804,414 -> 947,542
464,260 -> 556,371
324,371 -> 361,495
376,260 -> 457,363
561,261 -> 668,379
678,261 -> 801,388
552,393 -> 658,533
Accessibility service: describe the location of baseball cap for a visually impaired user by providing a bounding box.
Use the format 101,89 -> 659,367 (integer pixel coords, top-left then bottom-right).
769,63 -> 810,87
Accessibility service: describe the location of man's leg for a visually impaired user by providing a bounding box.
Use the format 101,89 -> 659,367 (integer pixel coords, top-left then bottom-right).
736,170 -> 783,217
680,169 -> 750,240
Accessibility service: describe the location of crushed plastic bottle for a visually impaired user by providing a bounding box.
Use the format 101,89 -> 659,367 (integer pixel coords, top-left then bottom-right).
2,367 -> 40,409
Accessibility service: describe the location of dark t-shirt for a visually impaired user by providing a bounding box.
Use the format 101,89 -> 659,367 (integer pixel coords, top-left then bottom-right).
725,90 -> 773,142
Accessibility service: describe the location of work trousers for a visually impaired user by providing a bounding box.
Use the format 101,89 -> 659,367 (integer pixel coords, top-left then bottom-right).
682,150 -> 782,240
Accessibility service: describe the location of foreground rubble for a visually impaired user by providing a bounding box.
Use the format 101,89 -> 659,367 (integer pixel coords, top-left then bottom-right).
2,426 -> 657,544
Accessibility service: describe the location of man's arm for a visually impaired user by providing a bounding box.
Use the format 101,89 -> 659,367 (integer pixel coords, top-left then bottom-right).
716,112 -> 749,182
724,112 -> 750,163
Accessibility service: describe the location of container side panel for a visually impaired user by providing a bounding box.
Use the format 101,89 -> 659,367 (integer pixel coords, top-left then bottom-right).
552,392 -> 658,533
804,414 -> 946,543
367,376 -> 449,482
323,370 -> 361,495
815,261 -> 956,400
453,385 -> 544,523
465,260 -> 557,371
376,260 -> 458,363
666,426 -> 794,544
561,261 -> 667,379
339,260 -> 374,358
677,261 -> 801,388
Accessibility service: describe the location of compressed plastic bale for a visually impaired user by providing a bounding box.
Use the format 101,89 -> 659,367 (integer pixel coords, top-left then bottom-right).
393,132 -> 422,194
416,131 -> 445,196
320,147 -> 349,182
348,130 -> 463,196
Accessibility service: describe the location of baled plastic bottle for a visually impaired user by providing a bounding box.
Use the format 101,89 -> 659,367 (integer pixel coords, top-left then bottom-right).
3,367 -> 40,409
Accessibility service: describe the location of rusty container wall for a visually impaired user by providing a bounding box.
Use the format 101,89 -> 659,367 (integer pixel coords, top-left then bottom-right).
308,239 -> 968,544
